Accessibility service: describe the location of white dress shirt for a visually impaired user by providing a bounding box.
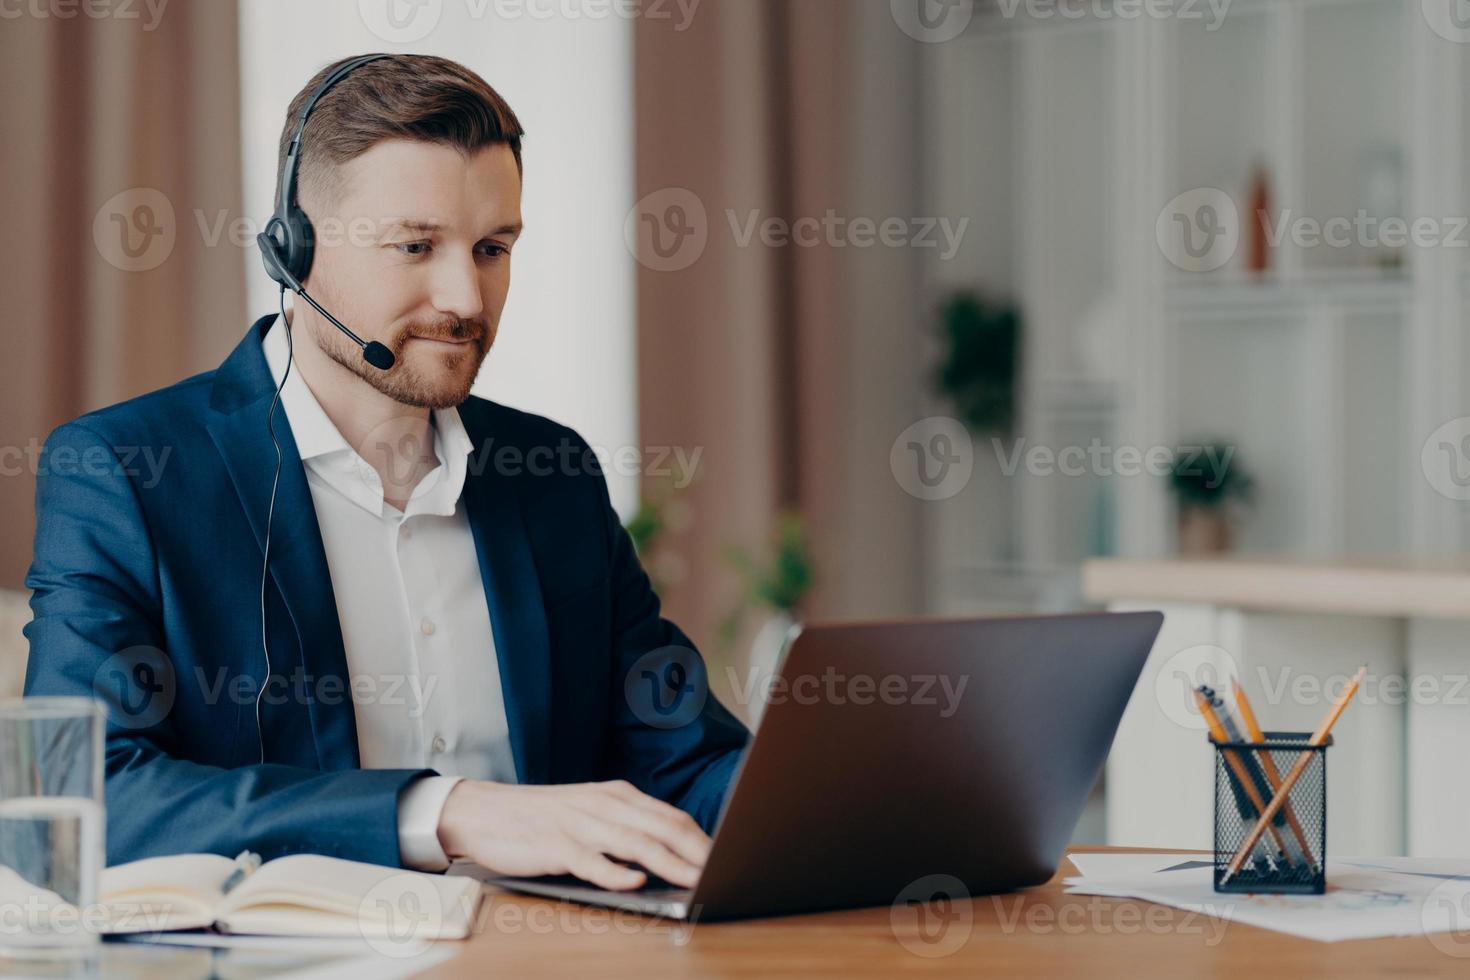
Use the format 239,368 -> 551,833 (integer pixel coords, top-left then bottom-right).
263,315 -> 517,870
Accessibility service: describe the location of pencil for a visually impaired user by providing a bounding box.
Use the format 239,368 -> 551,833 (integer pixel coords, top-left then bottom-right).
1220,666 -> 1366,885
1194,687 -> 1290,869
1231,680 -> 1317,868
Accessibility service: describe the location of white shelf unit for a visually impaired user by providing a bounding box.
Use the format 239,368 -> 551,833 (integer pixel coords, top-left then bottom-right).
920,0 -> 1470,617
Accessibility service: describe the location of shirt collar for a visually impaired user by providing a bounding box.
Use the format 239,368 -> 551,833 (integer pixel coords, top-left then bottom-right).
261,313 -> 473,519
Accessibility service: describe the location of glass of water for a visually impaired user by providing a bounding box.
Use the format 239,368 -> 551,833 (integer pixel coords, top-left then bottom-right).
0,697 -> 106,958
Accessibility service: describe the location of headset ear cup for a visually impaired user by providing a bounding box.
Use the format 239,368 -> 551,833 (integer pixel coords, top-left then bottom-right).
281,208 -> 316,284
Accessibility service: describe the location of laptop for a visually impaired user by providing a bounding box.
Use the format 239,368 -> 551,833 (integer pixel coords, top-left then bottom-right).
455,610 -> 1163,921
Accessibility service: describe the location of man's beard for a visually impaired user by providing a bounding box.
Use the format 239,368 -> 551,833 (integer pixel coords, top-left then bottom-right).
313,312 -> 490,410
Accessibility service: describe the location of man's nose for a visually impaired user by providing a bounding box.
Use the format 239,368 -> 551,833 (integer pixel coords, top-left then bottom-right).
430,249 -> 485,321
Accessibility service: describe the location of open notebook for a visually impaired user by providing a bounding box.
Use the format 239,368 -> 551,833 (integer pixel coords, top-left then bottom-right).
1,854 -> 483,939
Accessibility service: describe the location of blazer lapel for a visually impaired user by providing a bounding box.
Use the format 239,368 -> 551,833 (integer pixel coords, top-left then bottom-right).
460,407 -> 552,786
205,316 -> 360,771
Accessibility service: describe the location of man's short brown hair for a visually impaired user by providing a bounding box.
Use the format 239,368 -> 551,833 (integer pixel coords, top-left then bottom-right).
275,53 -> 525,214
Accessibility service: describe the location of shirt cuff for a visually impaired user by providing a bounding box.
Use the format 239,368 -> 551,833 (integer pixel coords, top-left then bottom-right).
397,775 -> 465,871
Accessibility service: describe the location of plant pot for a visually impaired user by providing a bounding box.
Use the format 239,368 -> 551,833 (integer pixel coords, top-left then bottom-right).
1177,506 -> 1234,555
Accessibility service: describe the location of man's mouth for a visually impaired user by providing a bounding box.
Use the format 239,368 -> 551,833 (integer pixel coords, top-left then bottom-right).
405,335 -> 478,349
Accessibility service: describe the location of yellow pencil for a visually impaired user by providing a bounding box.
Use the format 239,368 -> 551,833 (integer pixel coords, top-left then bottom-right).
1231,680 -> 1317,868
1194,688 -> 1291,867
1220,666 -> 1366,885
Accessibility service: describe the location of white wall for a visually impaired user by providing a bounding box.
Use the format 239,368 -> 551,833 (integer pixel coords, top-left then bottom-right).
238,0 -> 638,516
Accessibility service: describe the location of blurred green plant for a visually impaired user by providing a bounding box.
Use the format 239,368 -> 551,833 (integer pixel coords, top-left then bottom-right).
1167,442 -> 1254,510
717,513 -> 814,649
624,479 -> 693,599
934,291 -> 1021,434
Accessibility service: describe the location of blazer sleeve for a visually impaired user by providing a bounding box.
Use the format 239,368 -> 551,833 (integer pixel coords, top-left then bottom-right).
590,451 -> 750,833
22,421 -> 436,868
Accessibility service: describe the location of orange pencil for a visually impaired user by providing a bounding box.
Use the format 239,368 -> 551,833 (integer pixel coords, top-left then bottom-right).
1194,688 -> 1290,867
1231,680 -> 1317,868
1220,666 -> 1366,884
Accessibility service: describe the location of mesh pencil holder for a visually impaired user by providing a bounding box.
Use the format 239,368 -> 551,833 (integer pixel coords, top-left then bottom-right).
1211,731 -> 1330,895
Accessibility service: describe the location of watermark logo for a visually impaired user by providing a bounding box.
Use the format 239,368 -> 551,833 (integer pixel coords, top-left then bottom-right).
357,872 -> 446,958
1422,417 -> 1470,501
891,874 -> 973,957
1154,644 -> 1240,731
625,645 -> 708,729
1156,187 -> 1238,272
1422,0 -> 1470,44
93,187 -> 176,272
891,0 -> 973,43
358,0 -> 444,43
890,417 -> 974,501
92,645 -> 176,730
625,188 -> 708,272
1421,876 -> 1470,957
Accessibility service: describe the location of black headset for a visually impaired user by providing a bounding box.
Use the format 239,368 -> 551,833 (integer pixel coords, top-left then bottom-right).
257,53 -> 397,371
255,54 -> 400,763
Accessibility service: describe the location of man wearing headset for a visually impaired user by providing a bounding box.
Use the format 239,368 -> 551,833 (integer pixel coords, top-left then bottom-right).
23,53 -> 748,892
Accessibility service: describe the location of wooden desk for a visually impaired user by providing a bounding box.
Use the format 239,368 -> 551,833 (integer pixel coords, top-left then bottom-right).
420,847 -> 1470,978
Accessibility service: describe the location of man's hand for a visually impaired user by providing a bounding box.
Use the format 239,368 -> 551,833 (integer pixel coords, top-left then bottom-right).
435,779 -> 712,890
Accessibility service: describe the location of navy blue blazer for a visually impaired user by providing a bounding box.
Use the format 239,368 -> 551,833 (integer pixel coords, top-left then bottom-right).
23,315 -> 748,868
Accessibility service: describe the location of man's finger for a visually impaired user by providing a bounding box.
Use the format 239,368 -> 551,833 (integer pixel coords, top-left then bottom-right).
568,849 -> 647,891
584,823 -> 701,888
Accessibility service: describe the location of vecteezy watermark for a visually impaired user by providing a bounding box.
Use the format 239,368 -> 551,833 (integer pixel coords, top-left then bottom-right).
0,0 -> 169,30
992,0 -> 1230,30
1421,876 -> 1470,958
624,187 -> 709,273
344,422 -> 704,503
1421,416 -> 1470,501
724,666 -> 970,719
1157,187 -> 1470,273
481,894 -> 696,944
891,874 -> 973,957
92,647 -> 450,730
994,439 -> 1233,484
1250,668 -> 1470,710
357,0 -> 701,44
725,210 -> 969,262
2,437 -> 173,489
623,190 -> 970,272
1156,187 -> 1240,273
625,646 -> 709,730
94,187 -> 177,272
1153,644 -> 1240,731
991,892 -> 1233,944
93,646 -> 177,731
357,872 -> 456,958
890,417 -> 975,501
0,897 -> 174,944
1421,0 -> 1470,45
890,0 -> 974,43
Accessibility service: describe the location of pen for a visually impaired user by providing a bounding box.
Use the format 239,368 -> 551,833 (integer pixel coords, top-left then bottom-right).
221,850 -> 261,895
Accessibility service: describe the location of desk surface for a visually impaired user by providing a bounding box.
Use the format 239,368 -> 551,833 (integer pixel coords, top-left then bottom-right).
420,847 -> 1470,978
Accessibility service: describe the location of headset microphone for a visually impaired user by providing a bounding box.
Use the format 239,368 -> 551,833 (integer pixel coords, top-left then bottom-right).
255,231 -> 396,370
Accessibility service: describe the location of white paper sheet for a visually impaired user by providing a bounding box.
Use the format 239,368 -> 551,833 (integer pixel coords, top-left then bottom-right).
1062,853 -> 1470,943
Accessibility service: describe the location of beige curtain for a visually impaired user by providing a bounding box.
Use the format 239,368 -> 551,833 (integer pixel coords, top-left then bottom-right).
634,0 -> 928,666
0,1 -> 246,589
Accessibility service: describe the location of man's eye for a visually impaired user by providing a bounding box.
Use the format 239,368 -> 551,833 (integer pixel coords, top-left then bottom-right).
395,241 -> 431,256
478,243 -> 508,258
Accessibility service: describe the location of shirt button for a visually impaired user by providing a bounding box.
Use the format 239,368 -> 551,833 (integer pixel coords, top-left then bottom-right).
420,617 -> 436,636
401,524 -> 413,540
432,736 -> 447,753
